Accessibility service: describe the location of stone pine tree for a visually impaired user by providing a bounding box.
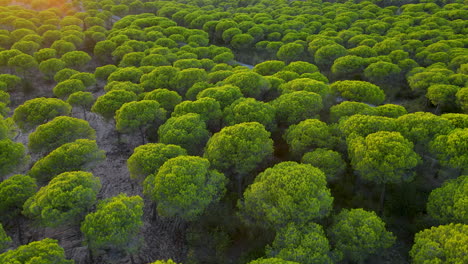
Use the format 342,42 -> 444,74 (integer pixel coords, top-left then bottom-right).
204,122 -> 273,195
347,131 -> 421,212
81,194 -> 144,261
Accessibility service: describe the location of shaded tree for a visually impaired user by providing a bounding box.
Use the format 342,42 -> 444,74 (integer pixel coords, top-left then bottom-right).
91,90 -> 137,120
223,98 -> 276,132
330,80 -> 385,105
284,119 -> 332,158
127,143 -> 187,182
144,156 -> 226,221
81,194 -> 143,257
0,223 -> 11,252
67,91 -> 95,120
28,139 -> 106,183
427,175 -> 468,224
23,171 -> 101,227
204,122 -> 273,194
239,161 -> 333,229
348,131 -> 421,211
0,238 -> 73,263
13,97 -> 71,131
158,113 -> 210,155
28,116 -> 96,154
329,208 -> 395,263
430,128 -> 468,171
0,139 -> 28,177
270,91 -> 323,126
410,223 -> 468,264
302,148 -> 346,182
115,100 -> 167,144
53,79 -> 86,99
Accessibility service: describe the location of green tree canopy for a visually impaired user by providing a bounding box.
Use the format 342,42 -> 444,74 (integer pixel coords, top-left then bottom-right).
339,114 -> 398,138
67,91 -> 95,120
248,258 -> 299,264
204,122 -> 273,193
92,90 -> 137,120
144,88 -> 182,112
28,139 -> 105,183
144,156 -> 226,221
158,113 -> 210,155
0,174 -> 36,221
348,131 -> 421,185
410,223 -> 468,264
81,194 -> 143,255
127,143 -> 187,182
239,161 -> 333,229
0,223 -> 11,252
0,238 -> 73,263
60,50 -> 91,70
28,116 -> 96,155
223,98 -> 276,131
197,85 -> 243,109
302,148 -> 346,182
223,71 -> 270,99
172,97 -> 222,131
115,100 -> 167,143
0,139 -> 28,177
280,78 -> 330,99
13,97 -> 71,131
284,119 -> 333,158
330,80 -> 385,105
39,58 -> 66,80
23,171 -> 101,227
266,222 -> 333,264
329,208 -> 395,263
427,175 -> 468,224
270,91 -> 323,126
430,128 -> 468,170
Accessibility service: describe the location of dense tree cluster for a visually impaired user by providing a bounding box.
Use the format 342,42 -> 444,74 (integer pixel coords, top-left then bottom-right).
0,0 -> 467,263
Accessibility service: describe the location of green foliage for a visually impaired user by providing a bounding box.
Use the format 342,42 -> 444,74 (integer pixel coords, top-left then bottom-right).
94,65 -> 118,81
39,58 -> 66,80
302,148 -> 346,182
172,97 -> 222,131
0,238 -> 73,263
67,92 -> 94,111
280,78 -> 330,99
53,79 -> 86,99
28,139 -> 105,183
92,90 -> 137,120
223,71 -> 270,99
174,68 -> 207,95
0,174 -> 37,221
239,161 -> 332,229
430,128 -> 468,170
127,143 -> 187,182
140,66 -> 179,91
8,54 -> 38,76
253,60 -> 285,75
0,139 -> 28,177
329,101 -> 374,123
205,122 -> 273,180
456,87 -> 468,113
0,74 -> 21,91
223,98 -> 276,131
396,112 -> 454,148
144,156 -> 226,221
441,113 -> 468,129
426,84 -> 460,109
277,43 -> 305,63
108,67 -> 143,83
314,44 -> 347,68
266,222 -> 333,264
61,51 -> 91,69
339,114 -> 398,138
427,175 -> 468,224
115,100 -> 167,136
69,73 -> 96,88
149,260 -> 179,264
23,171 -> 101,227
144,89 -> 182,112
158,114 -> 210,155
0,223 -> 11,252
330,80 -> 385,105
329,208 -> 395,263
248,258 -> 299,264
410,223 -> 468,264
13,97 -> 71,131
284,119 -> 332,158
28,116 -> 96,154
54,68 -> 79,83
104,81 -> 143,94
348,131 -> 421,184
197,85 -> 243,109
271,91 -> 323,126
81,194 -> 143,255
